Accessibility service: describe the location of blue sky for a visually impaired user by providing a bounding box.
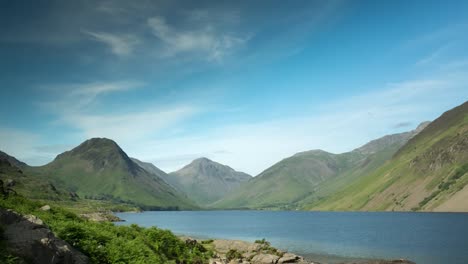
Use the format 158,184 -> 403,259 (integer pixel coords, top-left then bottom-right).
1,0 -> 468,175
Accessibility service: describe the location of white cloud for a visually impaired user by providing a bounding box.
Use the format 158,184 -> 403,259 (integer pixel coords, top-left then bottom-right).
127,73 -> 468,175
147,16 -> 248,61
68,105 -> 199,143
40,81 -> 142,114
84,30 -> 139,56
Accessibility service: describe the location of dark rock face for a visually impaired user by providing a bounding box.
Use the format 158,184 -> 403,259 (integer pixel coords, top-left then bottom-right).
0,208 -> 89,264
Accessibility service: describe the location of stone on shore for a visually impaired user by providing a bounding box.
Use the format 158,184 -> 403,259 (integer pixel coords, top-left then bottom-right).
251,253 -> 280,263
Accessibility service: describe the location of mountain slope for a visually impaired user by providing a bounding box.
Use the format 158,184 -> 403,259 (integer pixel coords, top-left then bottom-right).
0,151 -> 28,169
307,101 -> 468,211
27,138 -> 196,210
213,123 -> 428,210
167,158 -> 251,206
0,153 -> 72,201
131,158 -> 170,182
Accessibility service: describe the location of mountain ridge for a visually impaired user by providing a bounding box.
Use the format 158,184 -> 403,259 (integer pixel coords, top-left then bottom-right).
27,138 -> 197,210
212,122 -> 430,209
306,101 -> 468,211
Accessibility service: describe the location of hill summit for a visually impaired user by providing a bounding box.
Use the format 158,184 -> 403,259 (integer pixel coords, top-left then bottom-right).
167,157 -> 251,206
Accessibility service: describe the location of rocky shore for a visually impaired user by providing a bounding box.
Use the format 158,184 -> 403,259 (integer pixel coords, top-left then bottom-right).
0,206 -> 416,264
183,238 -> 416,264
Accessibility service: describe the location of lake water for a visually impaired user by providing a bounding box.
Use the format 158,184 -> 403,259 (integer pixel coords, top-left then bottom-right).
115,210 -> 468,264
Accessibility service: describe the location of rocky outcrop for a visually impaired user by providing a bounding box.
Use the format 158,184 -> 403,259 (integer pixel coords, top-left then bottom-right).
206,239 -> 312,264
80,212 -> 123,222
203,238 -> 415,264
0,208 -> 89,264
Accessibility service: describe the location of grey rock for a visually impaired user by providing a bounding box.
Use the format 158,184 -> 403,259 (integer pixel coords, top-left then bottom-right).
5,179 -> 16,187
40,205 -> 51,211
251,253 -> 280,264
278,253 -> 301,263
0,208 -> 89,264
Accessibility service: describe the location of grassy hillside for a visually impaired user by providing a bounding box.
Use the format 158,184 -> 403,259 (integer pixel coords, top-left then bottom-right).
213,124 -> 427,210
168,158 -> 251,206
0,195 -> 211,264
27,138 -> 197,210
306,101 -> 468,211
0,157 -> 72,201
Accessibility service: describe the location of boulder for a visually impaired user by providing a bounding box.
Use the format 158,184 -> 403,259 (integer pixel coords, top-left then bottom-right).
0,208 -> 89,264
251,253 -> 280,264
40,205 -> 51,211
213,239 -> 262,254
5,179 -> 16,187
278,253 -> 301,263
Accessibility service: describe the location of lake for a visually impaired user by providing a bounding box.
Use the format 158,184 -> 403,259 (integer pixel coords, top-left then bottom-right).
115,210 -> 468,264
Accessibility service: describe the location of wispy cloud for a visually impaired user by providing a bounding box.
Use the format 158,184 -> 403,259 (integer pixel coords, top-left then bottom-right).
83,30 -> 139,57
126,73 -> 468,175
40,81 -> 142,113
415,44 -> 452,66
392,122 -> 412,129
39,80 -> 201,152
147,16 -> 249,61
68,105 -> 199,143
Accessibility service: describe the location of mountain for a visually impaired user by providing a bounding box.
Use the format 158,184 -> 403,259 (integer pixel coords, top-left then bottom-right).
167,157 -> 251,206
307,101 -> 468,212
0,153 -> 72,201
0,150 -> 28,169
213,122 -> 429,210
131,157 -> 169,182
27,138 -> 196,210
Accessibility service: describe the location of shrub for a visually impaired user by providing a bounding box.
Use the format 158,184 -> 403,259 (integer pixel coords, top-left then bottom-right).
0,195 -> 210,264
226,249 -> 242,261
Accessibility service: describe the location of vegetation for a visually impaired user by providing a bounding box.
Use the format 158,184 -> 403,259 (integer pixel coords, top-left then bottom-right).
254,238 -> 280,256
225,249 -> 242,261
307,101 -> 468,211
213,126 -> 420,210
0,195 -> 211,264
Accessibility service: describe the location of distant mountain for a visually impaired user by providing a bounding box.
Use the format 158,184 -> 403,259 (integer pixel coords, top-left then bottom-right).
27,138 -> 196,210
167,157 -> 251,206
131,157 -> 169,182
307,101 -> 468,212
0,153 -> 72,201
213,122 -> 429,210
0,150 -> 28,169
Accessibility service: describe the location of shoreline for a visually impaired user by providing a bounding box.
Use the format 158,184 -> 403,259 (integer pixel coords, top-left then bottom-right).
177,235 -> 416,264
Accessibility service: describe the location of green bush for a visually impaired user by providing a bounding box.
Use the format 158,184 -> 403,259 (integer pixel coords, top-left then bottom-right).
226,249 -> 242,261
254,238 -> 269,245
0,196 -> 210,264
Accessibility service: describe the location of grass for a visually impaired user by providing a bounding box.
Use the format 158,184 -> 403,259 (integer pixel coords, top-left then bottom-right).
0,195 -> 212,264
307,105 -> 468,211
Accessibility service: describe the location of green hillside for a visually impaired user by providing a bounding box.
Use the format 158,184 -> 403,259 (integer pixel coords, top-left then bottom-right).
27,138 -> 197,210
212,124 -> 428,210
0,155 -> 72,201
306,101 -> 468,212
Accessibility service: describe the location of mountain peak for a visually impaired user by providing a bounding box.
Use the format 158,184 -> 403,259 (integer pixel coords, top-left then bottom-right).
169,158 -> 251,206
78,137 -> 119,148
52,137 -> 135,172
192,157 -> 212,164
